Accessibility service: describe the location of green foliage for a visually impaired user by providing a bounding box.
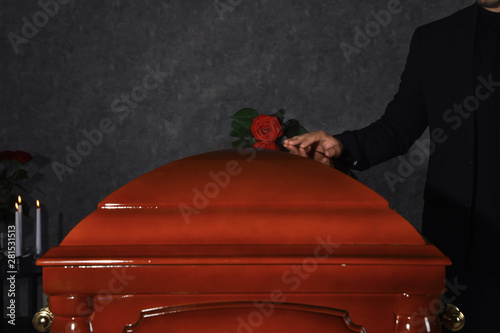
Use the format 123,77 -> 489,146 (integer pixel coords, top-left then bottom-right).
283,119 -> 309,138
230,108 -> 260,139
230,121 -> 252,138
0,159 -> 31,225
272,109 -> 286,123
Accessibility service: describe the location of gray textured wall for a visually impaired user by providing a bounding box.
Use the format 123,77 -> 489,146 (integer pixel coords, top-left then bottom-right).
1,0 -> 473,253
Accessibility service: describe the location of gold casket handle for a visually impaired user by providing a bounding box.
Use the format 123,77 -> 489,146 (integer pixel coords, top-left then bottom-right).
33,306 -> 54,332
441,304 -> 465,331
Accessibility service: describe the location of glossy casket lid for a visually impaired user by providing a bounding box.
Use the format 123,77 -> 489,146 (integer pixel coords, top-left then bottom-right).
60,149 -> 426,246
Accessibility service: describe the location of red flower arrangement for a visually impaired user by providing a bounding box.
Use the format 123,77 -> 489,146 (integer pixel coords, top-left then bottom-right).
0,150 -> 33,164
230,108 -> 308,150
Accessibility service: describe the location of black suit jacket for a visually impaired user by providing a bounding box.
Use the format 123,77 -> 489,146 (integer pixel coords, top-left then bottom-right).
336,3 -> 481,268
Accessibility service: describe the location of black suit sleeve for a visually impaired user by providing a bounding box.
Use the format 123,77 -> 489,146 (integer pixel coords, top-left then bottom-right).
335,28 -> 429,171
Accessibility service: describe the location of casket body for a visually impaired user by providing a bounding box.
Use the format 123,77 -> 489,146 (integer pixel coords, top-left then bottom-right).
38,150 -> 450,333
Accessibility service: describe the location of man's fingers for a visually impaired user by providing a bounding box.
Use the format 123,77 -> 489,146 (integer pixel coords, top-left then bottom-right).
284,130 -> 343,161
287,144 -> 307,155
284,133 -> 318,149
286,144 -> 299,154
286,145 -> 308,158
284,134 -> 308,146
298,134 -> 321,149
289,146 -> 331,164
324,146 -> 342,158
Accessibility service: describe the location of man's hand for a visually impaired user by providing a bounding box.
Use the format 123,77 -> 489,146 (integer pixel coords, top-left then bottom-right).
283,131 -> 344,166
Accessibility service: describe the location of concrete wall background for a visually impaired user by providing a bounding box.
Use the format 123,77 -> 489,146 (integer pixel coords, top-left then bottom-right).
1,0 -> 473,254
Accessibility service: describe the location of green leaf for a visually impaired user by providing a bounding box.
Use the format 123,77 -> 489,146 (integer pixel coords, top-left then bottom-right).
15,184 -> 27,192
231,120 -> 244,131
230,121 -> 252,138
272,109 -> 286,123
230,128 -> 247,138
231,108 -> 259,129
232,118 -> 254,129
15,169 -> 29,181
0,193 -> 17,212
283,119 -> 309,138
0,182 -> 14,197
232,108 -> 259,120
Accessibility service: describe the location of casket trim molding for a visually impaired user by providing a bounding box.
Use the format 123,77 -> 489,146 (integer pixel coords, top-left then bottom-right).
38,244 -> 450,266
123,301 -> 367,333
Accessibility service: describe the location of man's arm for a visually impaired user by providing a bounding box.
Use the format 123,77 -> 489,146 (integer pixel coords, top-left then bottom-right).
284,28 -> 428,170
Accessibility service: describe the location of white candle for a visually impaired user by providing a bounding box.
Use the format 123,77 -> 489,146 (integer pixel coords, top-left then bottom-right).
15,203 -> 21,257
17,196 -> 22,254
36,200 -> 42,256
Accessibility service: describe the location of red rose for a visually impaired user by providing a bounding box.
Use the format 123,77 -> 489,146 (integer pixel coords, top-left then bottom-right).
252,141 -> 280,151
0,150 -> 16,162
250,115 -> 283,142
15,151 -> 33,164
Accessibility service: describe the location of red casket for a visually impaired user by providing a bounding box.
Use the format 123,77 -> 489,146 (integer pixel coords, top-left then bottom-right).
37,149 -> 451,333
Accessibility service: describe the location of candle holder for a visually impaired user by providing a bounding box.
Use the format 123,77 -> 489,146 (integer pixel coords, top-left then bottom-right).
1,249 -> 43,321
